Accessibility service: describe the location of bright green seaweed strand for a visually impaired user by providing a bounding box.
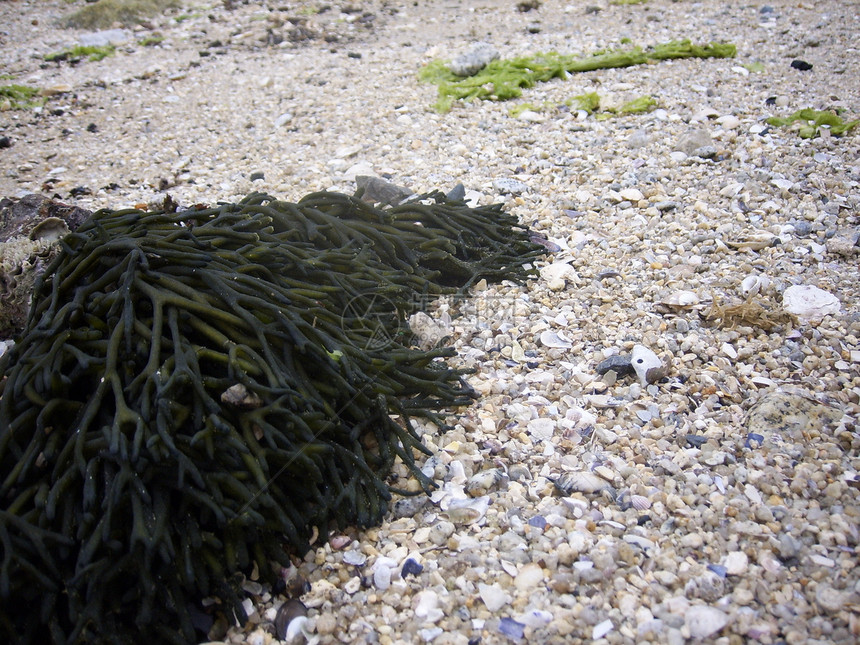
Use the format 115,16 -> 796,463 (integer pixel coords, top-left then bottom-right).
419,39 -> 737,112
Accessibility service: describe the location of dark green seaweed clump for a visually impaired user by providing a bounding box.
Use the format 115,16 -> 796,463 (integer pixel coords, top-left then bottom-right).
0,190 -> 544,644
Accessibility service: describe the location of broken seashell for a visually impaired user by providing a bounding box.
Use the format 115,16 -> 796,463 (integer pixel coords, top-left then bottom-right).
443,495 -> 490,525
539,329 -> 573,349
465,468 -> 505,497
630,494 -> 652,510
656,289 -> 701,310
527,418 -> 556,441
741,273 -> 770,297
782,284 -> 841,322
550,471 -> 611,495
29,216 -> 69,243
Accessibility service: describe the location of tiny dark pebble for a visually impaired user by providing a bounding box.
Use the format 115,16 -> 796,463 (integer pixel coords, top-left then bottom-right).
790,59 -> 813,71
50,108 -> 64,116
249,171 -> 265,181
765,96 -> 777,105
637,514 -> 652,526
685,434 -> 707,448
347,52 -> 362,59
745,432 -> 765,448
87,123 -> 98,133
759,5 -> 774,13
707,564 -> 728,578
528,515 -> 548,530
401,558 -> 424,578
596,354 -> 634,377
526,361 -> 539,369
498,617 -> 526,639
70,186 -> 92,197
0,136 -> 11,148
793,221 -> 812,236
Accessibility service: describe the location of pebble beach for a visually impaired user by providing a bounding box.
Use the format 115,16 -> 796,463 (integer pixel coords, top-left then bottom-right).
1,1 -> 859,644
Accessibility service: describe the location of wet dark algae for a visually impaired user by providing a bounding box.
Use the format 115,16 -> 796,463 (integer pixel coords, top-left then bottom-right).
0,189 -> 544,643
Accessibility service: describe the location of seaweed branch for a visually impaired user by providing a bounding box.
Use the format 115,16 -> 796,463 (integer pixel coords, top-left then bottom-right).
0,190 -> 544,643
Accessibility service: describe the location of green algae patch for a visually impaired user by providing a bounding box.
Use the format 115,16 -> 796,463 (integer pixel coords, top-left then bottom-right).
615,94 -> 658,114
570,91 -> 601,114
420,39 -> 736,112
65,0 -> 182,29
44,44 -> 115,63
0,84 -> 43,110
508,92 -> 656,119
743,61 -> 765,73
766,108 -> 859,139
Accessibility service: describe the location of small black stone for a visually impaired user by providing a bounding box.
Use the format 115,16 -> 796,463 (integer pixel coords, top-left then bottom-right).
595,354 -> 634,377
401,558 -> 424,578
0,136 -> 11,149
87,123 -> 98,133
249,171 -> 265,181
685,434 -> 707,448
790,59 -> 813,71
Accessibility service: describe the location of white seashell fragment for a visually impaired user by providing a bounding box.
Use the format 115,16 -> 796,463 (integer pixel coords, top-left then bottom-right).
782,285 -> 841,321
413,590 -> 443,622
342,550 -> 367,566
515,609 -> 553,628
527,418 -> 556,441
685,606 -> 728,639
658,289 -> 700,308
592,619 -> 614,640
623,534 -> 655,550
630,494 -> 651,510
630,345 -> 666,386
741,273 -> 770,297
444,495 -> 489,525
539,329 -> 573,349
540,261 -> 578,291
478,582 -> 509,612
726,231 -> 777,250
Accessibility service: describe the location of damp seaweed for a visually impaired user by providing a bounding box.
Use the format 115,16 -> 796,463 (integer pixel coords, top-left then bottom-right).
419,39 -> 736,112
766,108 -> 859,139
45,45 -> 116,64
0,190 -> 544,644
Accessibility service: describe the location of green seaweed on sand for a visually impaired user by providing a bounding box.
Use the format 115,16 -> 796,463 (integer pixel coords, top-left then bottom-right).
44,45 -> 116,63
0,84 -> 43,110
508,92 -> 656,118
766,108 -> 859,139
419,39 -> 736,112
0,189 -> 544,644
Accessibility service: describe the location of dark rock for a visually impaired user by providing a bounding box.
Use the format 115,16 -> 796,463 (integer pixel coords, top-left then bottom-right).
446,183 -> 466,202
790,59 -> 813,71
0,136 -> 11,148
355,175 -> 412,206
596,354 -> 634,377
250,171 -> 265,181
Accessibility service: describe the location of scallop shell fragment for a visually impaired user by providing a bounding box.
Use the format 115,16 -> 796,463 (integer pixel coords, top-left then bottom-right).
550,471 -> 611,495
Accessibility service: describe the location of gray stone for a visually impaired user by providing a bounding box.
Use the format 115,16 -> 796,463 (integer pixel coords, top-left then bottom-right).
448,42 -> 500,77
675,128 -> 713,156
79,29 -> 130,47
